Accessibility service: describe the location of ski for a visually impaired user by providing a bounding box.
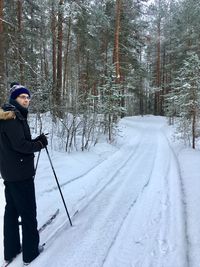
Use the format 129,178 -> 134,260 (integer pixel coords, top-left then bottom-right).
1,259 -> 17,267
38,209 -> 59,233
1,262 -> 10,267
1,251 -> 21,267
1,209 -> 59,267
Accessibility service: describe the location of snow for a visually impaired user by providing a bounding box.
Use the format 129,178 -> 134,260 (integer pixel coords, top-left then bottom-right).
1,115 -> 200,267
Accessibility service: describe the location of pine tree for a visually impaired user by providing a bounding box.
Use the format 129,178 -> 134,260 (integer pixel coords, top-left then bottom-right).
166,52 -> 200,148
0,0 -> 6,105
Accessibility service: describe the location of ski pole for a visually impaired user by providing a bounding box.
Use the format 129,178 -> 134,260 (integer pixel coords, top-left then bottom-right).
45,146 -> 73,226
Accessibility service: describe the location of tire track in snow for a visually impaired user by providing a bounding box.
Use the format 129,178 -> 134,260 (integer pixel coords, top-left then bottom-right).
102,129 -> 188,267
72,132 -> 147,214
72,121 -> 165,218
149,133 -> 187,267
162,132 -> 190,267
101,138 -> 158,267
102,131 -> 163,267
56,127 -> 160,267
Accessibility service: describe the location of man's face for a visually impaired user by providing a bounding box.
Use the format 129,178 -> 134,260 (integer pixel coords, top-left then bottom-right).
16,94 -> 31,108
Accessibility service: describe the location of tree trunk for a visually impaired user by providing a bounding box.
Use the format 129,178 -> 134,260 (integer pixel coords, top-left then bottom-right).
56,0 -> 64,116
156,19 -> 161,89
17,0 -> 24,84
192,85 -> 197,149
51,3 -> 57,88
155,6 -> 161,115
113,0 -> 122,83
101,30 -> 108,76
192,108 -> 196,149
160,44 -> 166,115
113,0 -> 124,118
63,15 -> 72,99
51,1 -> 57,116
139,47 -> 144,116
0,0 -> 6,105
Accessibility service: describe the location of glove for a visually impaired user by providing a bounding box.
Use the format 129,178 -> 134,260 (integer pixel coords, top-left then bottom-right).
35,134 -> 48,148
33,135 -> 42,142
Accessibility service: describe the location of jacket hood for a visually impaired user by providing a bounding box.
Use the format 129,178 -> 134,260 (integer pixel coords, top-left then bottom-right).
1,103 -> 25,121
0,108 -> 16,120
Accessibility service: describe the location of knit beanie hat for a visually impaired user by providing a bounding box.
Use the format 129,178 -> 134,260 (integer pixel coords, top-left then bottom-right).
10,83 -> 31,100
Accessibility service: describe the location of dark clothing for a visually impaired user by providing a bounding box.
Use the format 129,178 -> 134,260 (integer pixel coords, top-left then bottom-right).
4,179 -> 39,262
0,102 -> 42,181
0,99 -> 44,263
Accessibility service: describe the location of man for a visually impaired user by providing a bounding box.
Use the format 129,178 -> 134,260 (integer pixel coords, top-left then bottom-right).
0,83 -> 48,266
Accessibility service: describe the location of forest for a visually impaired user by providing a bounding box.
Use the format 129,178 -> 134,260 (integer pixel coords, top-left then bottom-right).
0,0 -> 200,150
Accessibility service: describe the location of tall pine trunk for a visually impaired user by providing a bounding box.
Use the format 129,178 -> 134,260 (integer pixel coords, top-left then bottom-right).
192,85 -> 197,149
155,15 -> 161,115
192,109 -> 196,149
51,1 -> 57,116
113,0 -> 124,118
17,0 -> 24,84
113,0 -> 122,82
0,0 -> 6,105
63,15 -> 72,99
51,2 -> 57,87
56,0 -> 64,116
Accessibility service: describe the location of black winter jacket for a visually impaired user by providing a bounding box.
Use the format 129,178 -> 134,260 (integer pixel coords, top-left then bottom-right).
0,102 -> 42,182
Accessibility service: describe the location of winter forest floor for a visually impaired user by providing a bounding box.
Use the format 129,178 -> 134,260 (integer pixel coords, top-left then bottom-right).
1,115 -> 200,267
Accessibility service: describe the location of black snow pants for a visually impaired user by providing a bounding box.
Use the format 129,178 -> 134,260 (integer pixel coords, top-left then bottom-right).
3,178 -> 39,263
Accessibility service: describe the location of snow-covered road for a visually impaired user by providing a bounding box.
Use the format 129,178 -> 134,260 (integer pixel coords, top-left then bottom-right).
0,116 -> 197,267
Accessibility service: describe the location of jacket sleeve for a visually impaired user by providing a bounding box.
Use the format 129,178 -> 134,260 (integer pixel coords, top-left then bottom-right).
3,119 -> 43,154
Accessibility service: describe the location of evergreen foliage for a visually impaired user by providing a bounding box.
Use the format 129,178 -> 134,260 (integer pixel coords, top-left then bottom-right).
1,0 -> 200,149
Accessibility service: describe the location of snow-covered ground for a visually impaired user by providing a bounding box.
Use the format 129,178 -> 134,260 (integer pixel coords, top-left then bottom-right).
1,115 -> 200,267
